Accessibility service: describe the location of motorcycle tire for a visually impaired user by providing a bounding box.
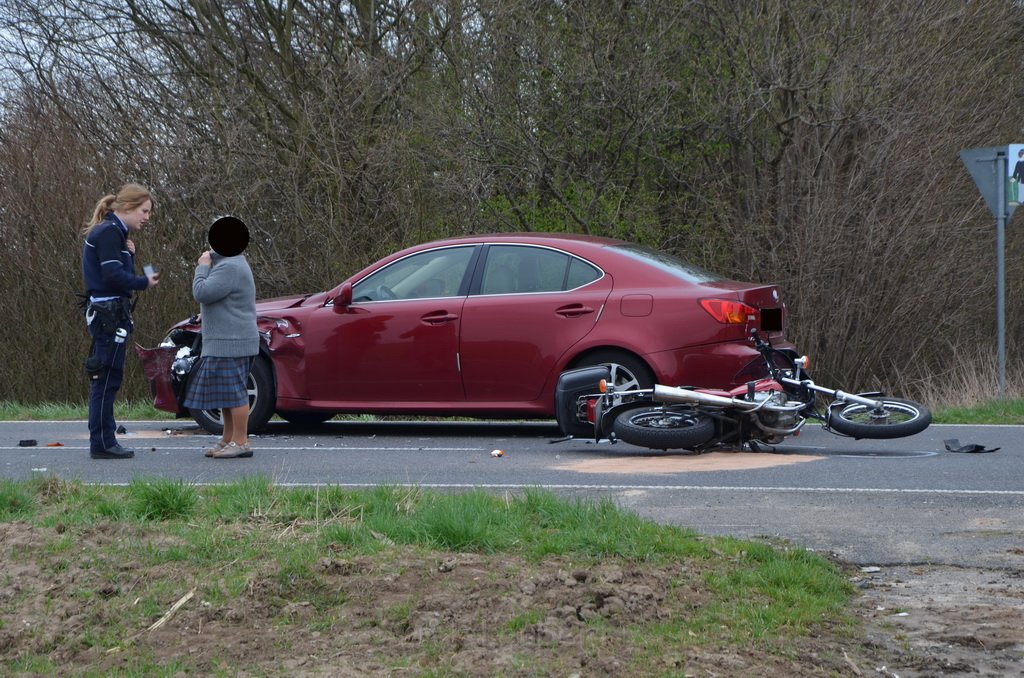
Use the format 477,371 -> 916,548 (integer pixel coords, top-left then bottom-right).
613,406 -> 716,450
828,397 -> 931,439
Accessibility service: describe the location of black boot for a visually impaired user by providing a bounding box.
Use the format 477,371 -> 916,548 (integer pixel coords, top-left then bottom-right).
91,444 -> 135,459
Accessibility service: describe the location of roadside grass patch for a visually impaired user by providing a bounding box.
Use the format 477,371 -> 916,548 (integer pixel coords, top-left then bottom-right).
0,476 -> 864,675
0,399 -> 174,421
0,479 -> 35,519
932,398 -> 1024,424
128,477 -> 198,521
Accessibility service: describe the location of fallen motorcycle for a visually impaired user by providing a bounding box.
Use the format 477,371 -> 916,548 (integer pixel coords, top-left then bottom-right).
554,330 -> 931,451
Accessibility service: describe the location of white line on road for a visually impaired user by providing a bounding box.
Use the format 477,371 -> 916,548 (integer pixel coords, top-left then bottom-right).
46,480 -> 1024,496
0,446 -> 481,451
272,483 -> 1024,495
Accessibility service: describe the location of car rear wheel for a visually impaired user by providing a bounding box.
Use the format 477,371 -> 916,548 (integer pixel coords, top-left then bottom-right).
189,356 -> 275,435
574,350 -> 654,393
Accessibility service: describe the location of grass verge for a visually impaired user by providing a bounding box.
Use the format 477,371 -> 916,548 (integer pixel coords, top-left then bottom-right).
0,400 -> 174,421
930,398 -> 1024,425
0,476 -> 866,676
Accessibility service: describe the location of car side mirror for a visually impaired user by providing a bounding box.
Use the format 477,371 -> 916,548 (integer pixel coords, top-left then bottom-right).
332,282 -> 353,313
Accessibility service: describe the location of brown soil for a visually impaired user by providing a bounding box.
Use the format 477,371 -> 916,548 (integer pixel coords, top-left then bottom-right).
2,522 -> 1022,676
854,564 -> 1024,677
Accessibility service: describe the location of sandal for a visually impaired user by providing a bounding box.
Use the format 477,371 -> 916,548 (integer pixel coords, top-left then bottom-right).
203,440 -> 229,457
211,442 -> 253,459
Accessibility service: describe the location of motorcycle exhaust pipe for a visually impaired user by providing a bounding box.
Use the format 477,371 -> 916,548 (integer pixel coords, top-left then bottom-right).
652,385 -> 758,409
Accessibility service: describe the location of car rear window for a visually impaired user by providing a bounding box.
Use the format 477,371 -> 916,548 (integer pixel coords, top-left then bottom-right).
610,243 -> 722,283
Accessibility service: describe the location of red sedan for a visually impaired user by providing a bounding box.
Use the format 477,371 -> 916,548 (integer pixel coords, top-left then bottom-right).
137,233 -> 791,433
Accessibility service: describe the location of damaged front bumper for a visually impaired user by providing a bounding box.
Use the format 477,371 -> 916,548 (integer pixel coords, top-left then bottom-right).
135,343 -> 188,415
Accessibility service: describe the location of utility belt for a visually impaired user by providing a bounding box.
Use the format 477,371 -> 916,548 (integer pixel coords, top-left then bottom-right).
84,297 -> 135,381
85,297 -> 134,335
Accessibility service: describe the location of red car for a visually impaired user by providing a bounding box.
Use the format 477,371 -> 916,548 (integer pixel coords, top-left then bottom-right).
137,233 -> 791,433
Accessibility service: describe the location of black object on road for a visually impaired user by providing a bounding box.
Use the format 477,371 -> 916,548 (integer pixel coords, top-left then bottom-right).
944,438 -> 1001,454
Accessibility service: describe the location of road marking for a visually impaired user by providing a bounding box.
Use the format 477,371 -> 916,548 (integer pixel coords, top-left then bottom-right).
28,477 -> 1024,496
0,446 -> 481,452
287,483 -> 1024,495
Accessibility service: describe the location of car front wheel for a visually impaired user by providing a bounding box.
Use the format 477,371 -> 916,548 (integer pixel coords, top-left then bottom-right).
189,356 -> 275,435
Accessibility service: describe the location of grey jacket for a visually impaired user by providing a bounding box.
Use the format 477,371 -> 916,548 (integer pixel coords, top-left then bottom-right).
192,253 -> 259,357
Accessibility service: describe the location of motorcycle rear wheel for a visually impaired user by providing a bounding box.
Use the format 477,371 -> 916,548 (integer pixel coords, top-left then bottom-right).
613,406 -> 715,450
828,397 -> 931,439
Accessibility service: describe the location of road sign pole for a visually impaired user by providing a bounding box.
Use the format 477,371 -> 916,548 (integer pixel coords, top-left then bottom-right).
996,151 -> 1007,397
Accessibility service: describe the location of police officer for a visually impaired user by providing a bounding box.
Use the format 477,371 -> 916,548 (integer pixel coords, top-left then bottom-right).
81,184 -> 160,459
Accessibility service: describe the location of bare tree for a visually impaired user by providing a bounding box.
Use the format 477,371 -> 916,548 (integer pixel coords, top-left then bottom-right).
0,0 -> 1022,403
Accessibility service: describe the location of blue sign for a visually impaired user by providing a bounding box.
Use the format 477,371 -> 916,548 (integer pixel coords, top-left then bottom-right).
1008,144 -> 1024,214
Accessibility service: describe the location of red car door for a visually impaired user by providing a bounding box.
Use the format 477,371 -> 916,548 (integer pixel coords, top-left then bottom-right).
303,246 -> 475,404
459,244 -> 612,402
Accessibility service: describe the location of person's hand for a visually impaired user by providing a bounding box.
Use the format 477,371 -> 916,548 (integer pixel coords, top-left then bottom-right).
126,239 -> 136,255
146,272 -> 160,288
198,250 -> 212,266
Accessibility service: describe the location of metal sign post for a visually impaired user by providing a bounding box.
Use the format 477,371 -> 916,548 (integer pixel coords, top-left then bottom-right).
960,145 -> 1019,397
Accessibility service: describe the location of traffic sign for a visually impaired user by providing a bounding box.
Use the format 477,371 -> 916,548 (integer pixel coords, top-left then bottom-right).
960,144 -> 1023,396
960,146 -> 1015,219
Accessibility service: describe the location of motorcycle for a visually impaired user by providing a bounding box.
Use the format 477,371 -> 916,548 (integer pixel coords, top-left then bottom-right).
554,330 -> 931,451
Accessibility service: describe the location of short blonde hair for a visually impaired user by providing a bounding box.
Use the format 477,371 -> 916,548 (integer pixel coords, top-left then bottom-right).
82,183 -> 153,235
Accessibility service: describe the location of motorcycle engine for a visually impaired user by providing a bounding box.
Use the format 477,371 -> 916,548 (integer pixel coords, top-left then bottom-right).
753,391 -> 800,443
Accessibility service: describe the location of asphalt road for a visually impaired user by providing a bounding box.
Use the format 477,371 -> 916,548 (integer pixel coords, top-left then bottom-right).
2,418 -> 1021,568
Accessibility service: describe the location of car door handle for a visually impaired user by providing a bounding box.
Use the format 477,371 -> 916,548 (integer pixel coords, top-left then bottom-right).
555,304 -> 595,318
421,311 -> 459,325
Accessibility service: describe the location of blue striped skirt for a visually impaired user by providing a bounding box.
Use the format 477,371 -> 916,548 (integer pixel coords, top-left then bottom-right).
182,356 -> 254,410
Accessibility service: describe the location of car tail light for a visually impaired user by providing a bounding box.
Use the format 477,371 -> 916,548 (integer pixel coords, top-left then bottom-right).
699,298 -> 758,324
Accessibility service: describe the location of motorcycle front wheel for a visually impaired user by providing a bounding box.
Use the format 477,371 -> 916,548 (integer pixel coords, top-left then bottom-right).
613,406 -> 716,450
828,397 -> 931,439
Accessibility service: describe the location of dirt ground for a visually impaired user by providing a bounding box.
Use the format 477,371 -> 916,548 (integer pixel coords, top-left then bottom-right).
854,563 -> 1024,677
1,522 -> 1022,676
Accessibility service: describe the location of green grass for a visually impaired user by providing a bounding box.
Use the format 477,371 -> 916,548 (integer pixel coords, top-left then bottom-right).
0,477 -> 859,675
930,398 -> 1024,424
0,400 -> 174,421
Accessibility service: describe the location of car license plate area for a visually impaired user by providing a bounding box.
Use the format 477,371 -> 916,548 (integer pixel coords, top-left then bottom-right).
760,308 -> 782,331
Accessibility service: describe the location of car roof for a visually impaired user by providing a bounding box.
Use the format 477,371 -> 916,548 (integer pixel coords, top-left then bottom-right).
423,232 -> 625,245
397,233 -> 628,255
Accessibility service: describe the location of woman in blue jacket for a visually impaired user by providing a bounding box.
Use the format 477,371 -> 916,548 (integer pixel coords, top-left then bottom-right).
81,183 -> 160,459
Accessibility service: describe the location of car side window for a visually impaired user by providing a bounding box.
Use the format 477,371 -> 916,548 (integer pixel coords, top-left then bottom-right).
566,256 -> 601,289
479,245 -> 600,294
353,246 -> 474,302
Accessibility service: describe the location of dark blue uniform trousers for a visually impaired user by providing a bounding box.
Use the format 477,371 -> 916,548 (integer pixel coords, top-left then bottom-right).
87,324 -> 128,453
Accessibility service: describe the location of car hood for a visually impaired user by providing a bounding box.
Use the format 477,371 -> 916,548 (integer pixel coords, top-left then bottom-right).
255,291 -> 328,312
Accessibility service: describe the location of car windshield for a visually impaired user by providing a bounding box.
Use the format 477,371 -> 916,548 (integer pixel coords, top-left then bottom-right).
610,243 -> 722,283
